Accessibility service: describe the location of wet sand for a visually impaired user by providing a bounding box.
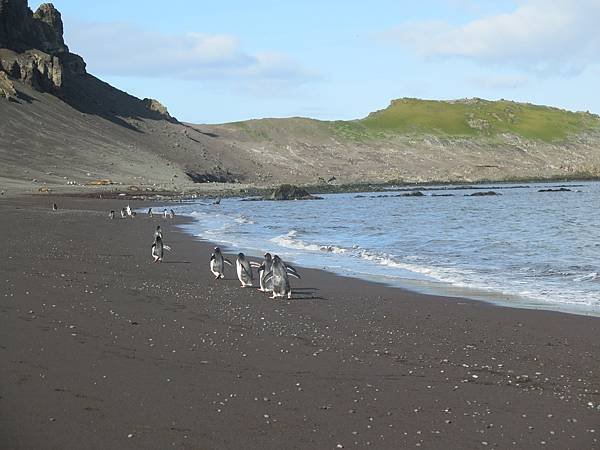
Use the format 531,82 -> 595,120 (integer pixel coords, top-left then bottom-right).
1,196 -> 600,449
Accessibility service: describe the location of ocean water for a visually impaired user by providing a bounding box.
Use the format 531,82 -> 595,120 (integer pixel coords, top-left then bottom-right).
173,181 -> 600,316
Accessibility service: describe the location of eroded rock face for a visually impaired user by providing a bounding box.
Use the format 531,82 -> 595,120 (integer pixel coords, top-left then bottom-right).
143,98 -> 173,120
32,3 -> 66,54
0,69 -> 16,99
0,1 -> 85,95
0,1 -> 66,53
0,48 -> 62,90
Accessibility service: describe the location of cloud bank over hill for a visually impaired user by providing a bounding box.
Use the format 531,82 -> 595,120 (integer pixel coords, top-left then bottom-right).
386,0 -> 600,76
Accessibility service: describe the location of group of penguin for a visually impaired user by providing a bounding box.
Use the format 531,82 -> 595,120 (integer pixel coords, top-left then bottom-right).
210,247 -> 301,299
149,220 -> 301,299
109,205 -> 175,220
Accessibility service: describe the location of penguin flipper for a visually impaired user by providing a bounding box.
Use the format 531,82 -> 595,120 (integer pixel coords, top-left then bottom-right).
287,270 -> 301,280
285,265 -> 301,279
263,271 -> 273,283
163,245 -> 172,251
250,261 -> 262,268
241,264 -> 253,279
224,259 -> 233,266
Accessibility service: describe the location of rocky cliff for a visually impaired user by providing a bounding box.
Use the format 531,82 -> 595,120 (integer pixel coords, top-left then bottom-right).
0,0 -> 86,93
0,0 -> 173,122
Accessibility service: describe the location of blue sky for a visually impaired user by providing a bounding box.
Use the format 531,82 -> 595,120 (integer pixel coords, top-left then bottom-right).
36,0 -> 600,123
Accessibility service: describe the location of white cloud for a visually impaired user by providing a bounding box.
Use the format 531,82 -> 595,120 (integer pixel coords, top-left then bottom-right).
471,74 -> 529,90
64,19 -> 316,84
385,0 -> 600,75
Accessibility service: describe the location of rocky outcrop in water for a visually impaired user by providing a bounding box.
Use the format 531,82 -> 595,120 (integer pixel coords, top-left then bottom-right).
269,184 -> 322,200
0,0 -> 86,94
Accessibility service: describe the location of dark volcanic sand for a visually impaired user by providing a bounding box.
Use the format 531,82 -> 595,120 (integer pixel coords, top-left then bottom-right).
1,196 -> 599,449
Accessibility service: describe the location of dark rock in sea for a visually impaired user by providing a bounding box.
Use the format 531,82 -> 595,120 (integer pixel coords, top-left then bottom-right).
468,191 -> 501,196
431,193 -> 455,197
269,184 -> 323,200
538,187 -> 572,192
402,191 -> 425,197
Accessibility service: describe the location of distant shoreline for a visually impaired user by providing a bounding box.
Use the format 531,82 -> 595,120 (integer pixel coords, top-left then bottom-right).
4,174 -> 599,201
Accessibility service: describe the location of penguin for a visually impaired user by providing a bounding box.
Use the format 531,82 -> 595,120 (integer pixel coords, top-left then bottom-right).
163,209 -> 168,219
108,210 -> 115,220
254,252 -> 273,292
52,203 -> 57,211
151,235 -> 164,262
264,255 -> 301,299
148,207 -> 153,218
154,225 -> 163,241
236,253 -> 253,287
213,197 -> 221,206
126,205 -> 132,218
120,208 -> 126,219
169,209 -> 175,219
210,247 -> 232,279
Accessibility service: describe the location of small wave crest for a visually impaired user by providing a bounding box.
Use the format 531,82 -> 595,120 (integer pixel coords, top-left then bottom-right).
574,272 -> 599,282
234,215 -> 255,225
270,230 -> 347,254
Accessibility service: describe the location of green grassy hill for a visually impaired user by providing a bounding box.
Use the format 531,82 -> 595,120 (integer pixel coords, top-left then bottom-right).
335,98 -> 600,142
231,98 -> 600,143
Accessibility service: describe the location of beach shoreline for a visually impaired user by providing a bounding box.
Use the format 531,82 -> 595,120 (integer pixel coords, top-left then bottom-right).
2,195 -> 600,449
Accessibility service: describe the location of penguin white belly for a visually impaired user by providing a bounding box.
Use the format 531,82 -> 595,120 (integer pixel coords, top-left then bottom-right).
210,259 -> 223,278
236,261 -> 252,287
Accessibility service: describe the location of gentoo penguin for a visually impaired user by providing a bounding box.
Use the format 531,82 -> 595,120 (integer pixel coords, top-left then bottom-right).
120,208 -> 126,219
108,210 -> 115,220
163,209 -> 168,219
126,205 -> 132,218
154,225 -> 163,241
265,255 -> 301,299
210,247 -> 232,279
255,252 -> 273,292
52,203 -> 57,211
151,235 -> 164,262
236,253 -> 253,287
169,209 -> 175,219
148,208 -> 153,218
